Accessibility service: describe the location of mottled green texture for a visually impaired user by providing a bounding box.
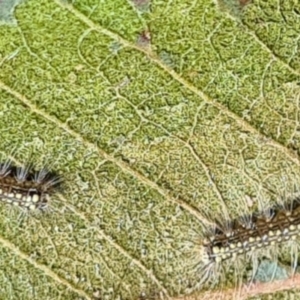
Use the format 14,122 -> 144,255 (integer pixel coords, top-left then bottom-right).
0,0 -> 300,299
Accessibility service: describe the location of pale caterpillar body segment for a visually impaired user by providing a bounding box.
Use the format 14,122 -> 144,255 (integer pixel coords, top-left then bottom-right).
189,196 -> 300,292
0,161 -> 61,210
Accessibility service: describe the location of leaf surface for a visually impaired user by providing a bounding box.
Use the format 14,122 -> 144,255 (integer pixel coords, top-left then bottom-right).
0,0 -> 300,299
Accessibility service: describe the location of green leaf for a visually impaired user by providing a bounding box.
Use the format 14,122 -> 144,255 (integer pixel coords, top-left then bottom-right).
0,0 -> 300,299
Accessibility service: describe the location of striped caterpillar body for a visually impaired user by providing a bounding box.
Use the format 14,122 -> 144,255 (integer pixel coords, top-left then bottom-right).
191,196 -> 300,291
203,198 -> 300,264
0,161 -> 61,211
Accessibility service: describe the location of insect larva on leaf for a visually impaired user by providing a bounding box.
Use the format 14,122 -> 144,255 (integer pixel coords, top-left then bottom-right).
0,160 -> 62,211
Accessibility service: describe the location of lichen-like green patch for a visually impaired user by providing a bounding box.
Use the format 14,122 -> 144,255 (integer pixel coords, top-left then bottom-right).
0,0 -> 23,25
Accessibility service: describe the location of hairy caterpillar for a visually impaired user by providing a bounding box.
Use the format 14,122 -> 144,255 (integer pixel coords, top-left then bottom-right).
0,160 -> 61,211
188,195 -> 300,296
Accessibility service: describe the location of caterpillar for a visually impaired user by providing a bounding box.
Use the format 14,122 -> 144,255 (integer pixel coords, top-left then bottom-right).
0,160 -> 61,211
187,195 -> 300,296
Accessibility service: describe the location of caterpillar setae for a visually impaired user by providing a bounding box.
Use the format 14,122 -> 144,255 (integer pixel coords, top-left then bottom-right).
0,160 -> 61,211
187,194 -> 300,296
